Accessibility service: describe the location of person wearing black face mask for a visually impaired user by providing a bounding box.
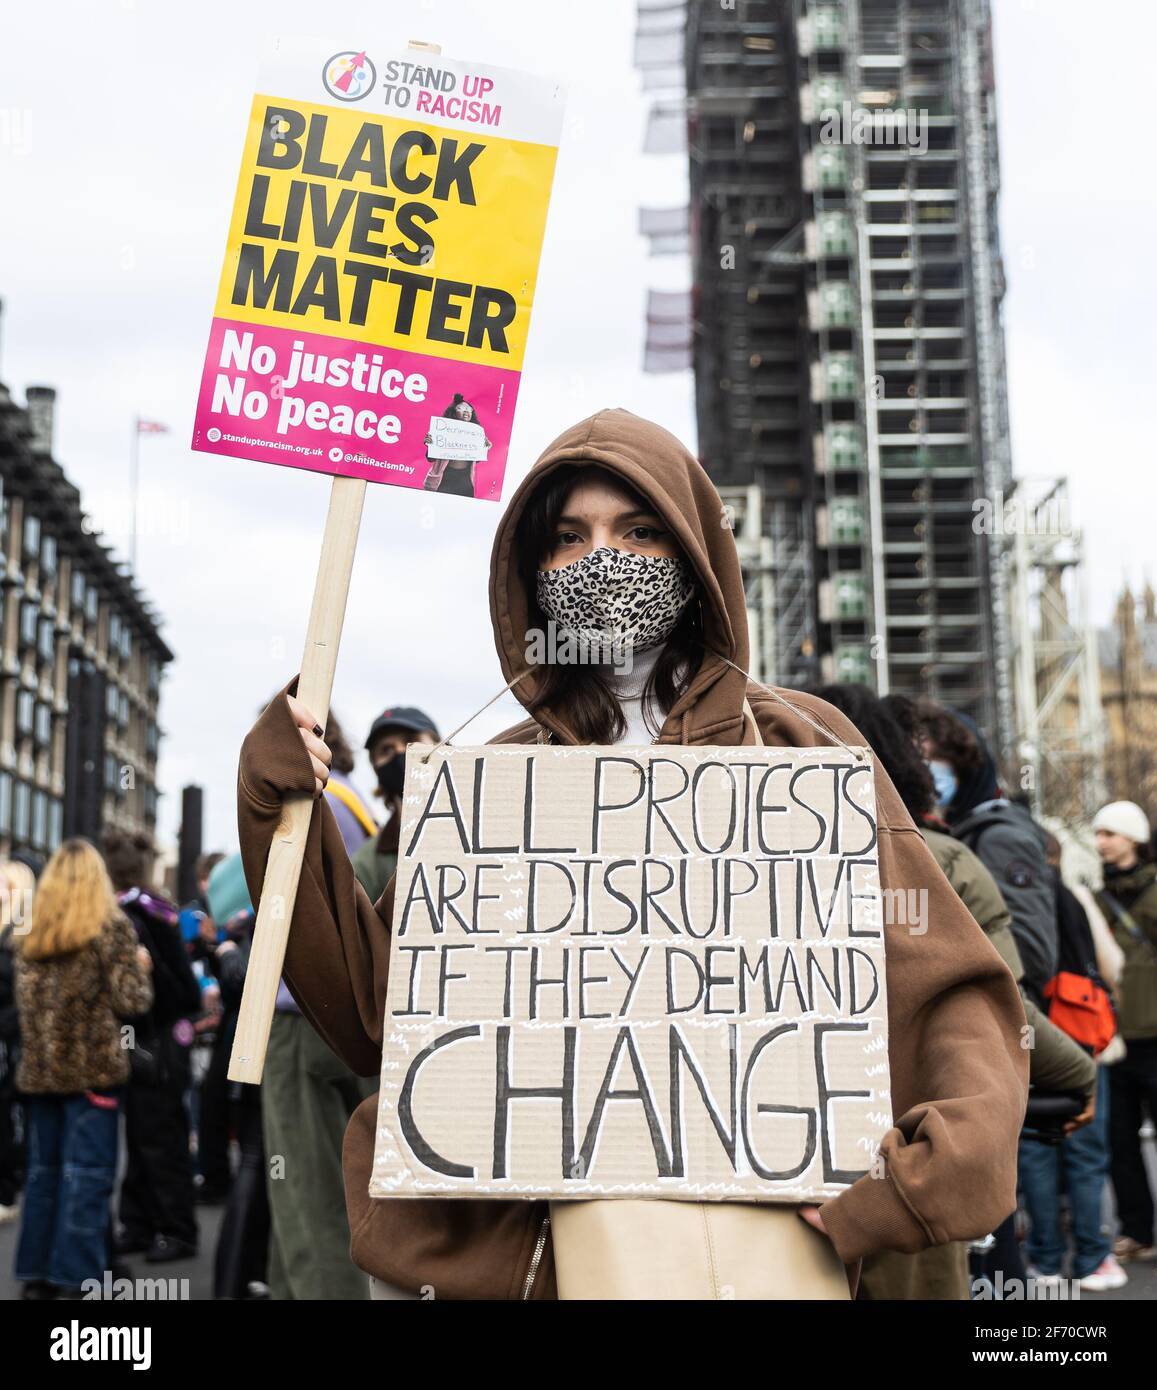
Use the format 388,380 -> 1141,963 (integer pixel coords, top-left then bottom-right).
351,707 -> 440,905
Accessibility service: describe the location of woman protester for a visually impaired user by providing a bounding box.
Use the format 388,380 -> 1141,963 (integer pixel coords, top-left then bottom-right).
238,408 -> 1028,1300
13,840 -> 153,1298
423,393 -> 492,497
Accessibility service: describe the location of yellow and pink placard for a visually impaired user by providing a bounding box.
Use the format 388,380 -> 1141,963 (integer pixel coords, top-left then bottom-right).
193,39 -> 564,501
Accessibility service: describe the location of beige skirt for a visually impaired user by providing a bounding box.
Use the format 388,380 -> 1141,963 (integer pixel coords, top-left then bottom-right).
550,1199 -> 851,1300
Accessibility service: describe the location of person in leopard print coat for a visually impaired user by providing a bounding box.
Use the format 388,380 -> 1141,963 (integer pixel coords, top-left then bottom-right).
16,901 -> 152,1093
13,838 -> 152,1295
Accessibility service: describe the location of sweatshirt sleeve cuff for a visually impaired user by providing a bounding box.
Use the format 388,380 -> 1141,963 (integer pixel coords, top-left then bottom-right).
238,676 -> 318,807
819,1169 -> 931,1263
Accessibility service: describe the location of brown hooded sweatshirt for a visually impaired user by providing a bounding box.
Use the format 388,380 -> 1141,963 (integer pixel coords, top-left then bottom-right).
237,408 -> 1028,1300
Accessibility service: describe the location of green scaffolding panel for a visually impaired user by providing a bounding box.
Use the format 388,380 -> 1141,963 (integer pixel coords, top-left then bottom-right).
817,210 -> 854,257
814,146 -> 849,189
835,644 -> 873,684
826,423 -> 863,470
828,497 -> 865,545
824,352 -> 858,399
832,572 -> 868,620
818,281 -> 855,328
811,6 -> 847,51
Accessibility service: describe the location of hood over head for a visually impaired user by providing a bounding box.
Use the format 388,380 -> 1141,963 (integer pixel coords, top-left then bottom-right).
942,708 -> 1001,822
489,408 -> 751,745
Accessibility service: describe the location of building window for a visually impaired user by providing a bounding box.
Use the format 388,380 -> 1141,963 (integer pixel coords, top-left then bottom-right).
0,773 -> 11,835
85,586 -> 98,623
143,783 -> 157,823
105,684 -> 119,721
22,514 -> 40,564
104,754 -> 118,794
120,626 -> 132,662
16,690 -> 34,738
19,601 -> 38,648
12,782 -> 30,840
31,791 -> 47,850
37,616 -> 55,665
146,721 -> 159,758
147,656 -> 160,697
40,534 -> 57,579
118,690 -> 129,730
47,797 -> 62,850
34,703 -> 51,747
71,568 -> 86,613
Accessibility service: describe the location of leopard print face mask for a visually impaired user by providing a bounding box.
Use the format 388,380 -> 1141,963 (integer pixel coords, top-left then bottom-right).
535,546 -> 696,662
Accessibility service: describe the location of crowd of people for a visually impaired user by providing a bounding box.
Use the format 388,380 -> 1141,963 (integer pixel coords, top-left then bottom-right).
0,408 -> 1154,1300
813,686 -> 1155,1297
0,702 -> 440,1300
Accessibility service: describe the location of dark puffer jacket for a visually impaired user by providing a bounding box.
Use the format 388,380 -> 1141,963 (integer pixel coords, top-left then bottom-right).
952,800 -> 1057,1006
15,915 -> 154,1093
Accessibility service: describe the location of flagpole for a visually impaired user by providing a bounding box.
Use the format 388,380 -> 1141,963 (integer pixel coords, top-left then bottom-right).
130,415 -> 140,572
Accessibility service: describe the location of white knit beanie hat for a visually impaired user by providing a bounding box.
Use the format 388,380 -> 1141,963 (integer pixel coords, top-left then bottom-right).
1093,801 -> 1151,845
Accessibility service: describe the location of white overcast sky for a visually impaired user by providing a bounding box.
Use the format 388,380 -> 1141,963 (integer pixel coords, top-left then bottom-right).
1,0 -> 1153,855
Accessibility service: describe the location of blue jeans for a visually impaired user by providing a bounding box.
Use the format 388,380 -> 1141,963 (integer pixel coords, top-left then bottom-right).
15,1090 -> 121,1290
1018,1067 -> 1111,1278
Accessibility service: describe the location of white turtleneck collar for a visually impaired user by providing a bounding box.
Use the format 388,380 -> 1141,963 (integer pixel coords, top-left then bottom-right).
601,644 -> 666,745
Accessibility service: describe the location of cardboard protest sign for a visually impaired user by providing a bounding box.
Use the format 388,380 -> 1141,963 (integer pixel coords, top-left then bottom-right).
371,744 -> 892,1201
428,415 -> 489,461
192,38 -> 564,501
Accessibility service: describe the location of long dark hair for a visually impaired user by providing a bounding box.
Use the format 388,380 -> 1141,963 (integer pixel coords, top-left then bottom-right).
903,696 -> 984,777
514,464 -> 702,744
814,684 -> 937,821
443,393 -> 478,423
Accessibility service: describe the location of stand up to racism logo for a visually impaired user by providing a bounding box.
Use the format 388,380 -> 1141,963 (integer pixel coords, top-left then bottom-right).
322,50 -> 376,102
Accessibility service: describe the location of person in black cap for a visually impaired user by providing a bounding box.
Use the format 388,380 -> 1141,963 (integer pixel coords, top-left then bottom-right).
351,707 -> 441,904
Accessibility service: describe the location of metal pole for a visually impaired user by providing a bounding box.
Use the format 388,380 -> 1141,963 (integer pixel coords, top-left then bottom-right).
130,416 -> 140,572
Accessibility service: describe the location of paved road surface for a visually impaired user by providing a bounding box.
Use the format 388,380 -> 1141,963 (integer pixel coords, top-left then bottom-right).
2,1193 -> 1155,1301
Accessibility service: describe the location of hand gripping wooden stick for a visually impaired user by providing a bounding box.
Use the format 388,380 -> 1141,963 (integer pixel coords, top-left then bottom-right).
229,475 -> 367,1083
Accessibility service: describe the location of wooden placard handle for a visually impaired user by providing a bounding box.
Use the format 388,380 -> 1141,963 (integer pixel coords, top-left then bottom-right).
228,474 -> 366,1083
228,38 -> 438,1084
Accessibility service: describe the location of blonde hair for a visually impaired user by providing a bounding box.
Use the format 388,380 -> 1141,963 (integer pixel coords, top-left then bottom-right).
0,860 -> 36,933
21,839 -> 120,961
